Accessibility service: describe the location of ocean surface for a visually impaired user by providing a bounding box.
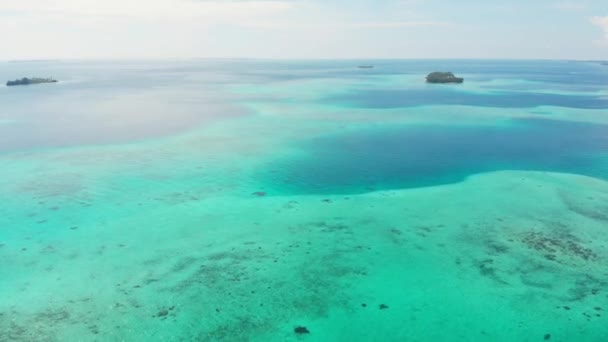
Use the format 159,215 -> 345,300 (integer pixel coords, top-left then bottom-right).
1,59 -> 608,341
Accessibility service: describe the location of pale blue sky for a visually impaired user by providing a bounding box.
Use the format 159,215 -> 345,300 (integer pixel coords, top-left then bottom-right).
1,0 -> 607,59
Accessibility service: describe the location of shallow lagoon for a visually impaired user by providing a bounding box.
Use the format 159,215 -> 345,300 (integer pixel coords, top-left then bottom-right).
1,60 -> 607,341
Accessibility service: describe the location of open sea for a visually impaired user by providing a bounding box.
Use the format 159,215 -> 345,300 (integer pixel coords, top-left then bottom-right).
1,59 -> 608,341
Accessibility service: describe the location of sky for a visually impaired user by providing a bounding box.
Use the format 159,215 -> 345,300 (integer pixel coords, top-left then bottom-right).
0,0 -> 607,60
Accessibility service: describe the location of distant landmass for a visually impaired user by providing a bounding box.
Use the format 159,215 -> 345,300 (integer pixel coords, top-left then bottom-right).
6,77 -> 58,87
426,72 -> 464,84
357,65 -> 374,69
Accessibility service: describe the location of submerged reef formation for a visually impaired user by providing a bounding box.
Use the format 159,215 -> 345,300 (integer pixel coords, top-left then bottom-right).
426,72 -> 464,84
294,326 -> 310,335
6,77 -> 58,86
520,231 -> 597,263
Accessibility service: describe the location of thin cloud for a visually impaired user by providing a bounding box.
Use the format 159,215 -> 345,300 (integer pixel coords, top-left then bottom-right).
591,16 -> 608,45
243,20 -> 450,29
0,0 -> 294,20
552,2 -> 587,11
345,21 -> 450,28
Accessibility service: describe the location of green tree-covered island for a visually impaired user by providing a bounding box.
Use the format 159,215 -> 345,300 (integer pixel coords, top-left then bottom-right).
6,77 -> 58,86
426,72 -> 464,83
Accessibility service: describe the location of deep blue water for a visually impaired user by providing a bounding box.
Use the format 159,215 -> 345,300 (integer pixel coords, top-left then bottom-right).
2,59 -> 608,194
240,60 -> 608,194
325,89 -> 608,109
1,59 -> 607,153
261,118 -> 608,194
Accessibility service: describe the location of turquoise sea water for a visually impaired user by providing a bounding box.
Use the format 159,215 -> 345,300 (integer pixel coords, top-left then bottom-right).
1,60 -> 608,341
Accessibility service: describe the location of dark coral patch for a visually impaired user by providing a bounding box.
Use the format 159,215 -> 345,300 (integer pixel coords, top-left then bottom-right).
294,326 -> 310,334
520,231 -> 597,263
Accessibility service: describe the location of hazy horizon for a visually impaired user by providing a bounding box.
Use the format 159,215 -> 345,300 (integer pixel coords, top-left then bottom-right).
1,57 -> 607,63
1,0 -> 607,60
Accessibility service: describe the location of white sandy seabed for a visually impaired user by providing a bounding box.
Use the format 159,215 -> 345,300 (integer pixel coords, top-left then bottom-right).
1,146 -> 607,342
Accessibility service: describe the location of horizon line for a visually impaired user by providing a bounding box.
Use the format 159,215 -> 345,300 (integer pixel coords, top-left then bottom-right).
2,57 -> 607,63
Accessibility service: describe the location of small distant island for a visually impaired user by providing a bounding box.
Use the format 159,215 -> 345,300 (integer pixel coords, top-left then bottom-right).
357,65 -> 374,69
426,72 -> 464,84
6,77 -> 58,87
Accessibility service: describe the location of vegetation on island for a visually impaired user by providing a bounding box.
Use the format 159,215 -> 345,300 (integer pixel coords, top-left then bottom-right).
426,72 -> 464,84
6,77 -> 58,86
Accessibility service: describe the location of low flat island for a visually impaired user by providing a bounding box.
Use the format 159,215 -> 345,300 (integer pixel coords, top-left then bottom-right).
6,77 -> 58,86
426,72 -> 464,84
